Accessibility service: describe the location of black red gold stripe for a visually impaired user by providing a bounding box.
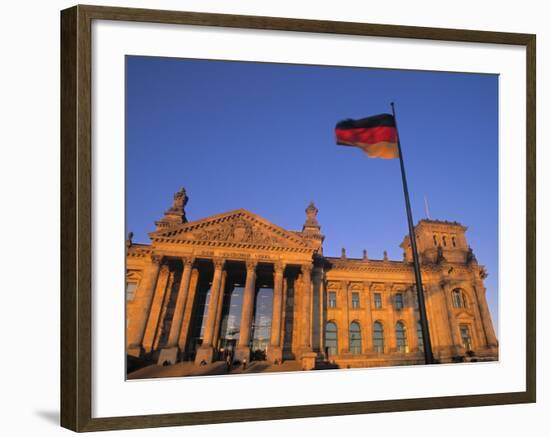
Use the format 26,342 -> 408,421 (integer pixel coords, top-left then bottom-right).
335,113 -> 399,159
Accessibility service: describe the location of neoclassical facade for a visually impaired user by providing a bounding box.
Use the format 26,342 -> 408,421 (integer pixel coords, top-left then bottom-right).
126,187 -> 498,372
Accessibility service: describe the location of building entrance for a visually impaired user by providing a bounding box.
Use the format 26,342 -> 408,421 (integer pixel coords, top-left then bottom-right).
217,281 -> 244,361
250,285 -> 273,361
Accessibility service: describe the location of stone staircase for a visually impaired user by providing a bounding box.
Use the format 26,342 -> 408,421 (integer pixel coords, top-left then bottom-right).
128,359 -> 306,379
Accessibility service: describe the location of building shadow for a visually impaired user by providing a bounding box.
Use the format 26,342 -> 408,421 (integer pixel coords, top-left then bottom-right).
246,362 -> 270,373
314,361 -> 340,370
34,410 -> 59,425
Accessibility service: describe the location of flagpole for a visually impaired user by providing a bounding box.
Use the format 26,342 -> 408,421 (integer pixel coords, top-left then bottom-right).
391,102 -> 435,365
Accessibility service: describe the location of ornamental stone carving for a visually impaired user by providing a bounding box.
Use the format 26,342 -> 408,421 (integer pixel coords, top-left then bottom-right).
194,218 -> 284,246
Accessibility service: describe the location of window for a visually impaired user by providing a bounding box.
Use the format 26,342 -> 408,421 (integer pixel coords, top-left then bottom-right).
433,235 -> 438,246
328,291 -> 337,308
349,322 -> 362,354
413,292 -> 419,309
325,322 -> 338,357
351,292 -> 360,309
442,236 -> 447,246
373,321 -> 384,353
396,321 -> 408,353
394,293 -> 404,310
417,321 -> 424,352
374,293 -> 382,309
460,324 -> 472,351
452,289 -> 467,308
126,282 -> 137,301
452,236 -> 457,247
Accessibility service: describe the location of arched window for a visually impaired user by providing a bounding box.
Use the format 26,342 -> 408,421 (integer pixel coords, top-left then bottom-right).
349,322 -> 362,354
442,236 -> 447,247
433,235 -> 438,246
396,321 -> 408,353
373,321 -> 384,353
416,321 -> 424,352
452,236 -> 457,247
452,289 -> 467,308
325,322 -> 338,358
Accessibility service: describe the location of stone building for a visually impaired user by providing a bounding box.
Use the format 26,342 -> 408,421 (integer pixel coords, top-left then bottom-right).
126,187 -> 498,372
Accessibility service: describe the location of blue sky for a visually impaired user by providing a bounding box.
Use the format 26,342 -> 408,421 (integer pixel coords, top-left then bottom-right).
126,56 -> 499,331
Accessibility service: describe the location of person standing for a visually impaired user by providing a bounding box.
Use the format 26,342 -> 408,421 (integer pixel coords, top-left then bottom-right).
225,354 -> 232,373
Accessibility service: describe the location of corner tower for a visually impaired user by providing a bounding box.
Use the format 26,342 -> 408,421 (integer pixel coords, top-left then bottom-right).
400,219 -> 471,264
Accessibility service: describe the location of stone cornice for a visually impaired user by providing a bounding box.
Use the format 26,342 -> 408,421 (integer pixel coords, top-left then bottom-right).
151,238 -> 314,254
127,244 -> 152,259
324,257 -> 478,276
417,219 -> 467,230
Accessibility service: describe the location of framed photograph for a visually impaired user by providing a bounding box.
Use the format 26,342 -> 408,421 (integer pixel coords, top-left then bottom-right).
60,4 -> 536,432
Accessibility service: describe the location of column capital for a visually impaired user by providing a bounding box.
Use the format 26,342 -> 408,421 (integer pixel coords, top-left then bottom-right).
273,262 -> 286,274
301,263 -> 313,274
150,253 -> 163,265
340,280 -> 349,289
245,259 -> 258,271
363,281 -> 372,290
212,258 -> 225,270
182,256 -> 195,267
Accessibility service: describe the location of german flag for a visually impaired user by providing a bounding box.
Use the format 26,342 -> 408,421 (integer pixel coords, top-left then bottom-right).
335,113 -> 399,159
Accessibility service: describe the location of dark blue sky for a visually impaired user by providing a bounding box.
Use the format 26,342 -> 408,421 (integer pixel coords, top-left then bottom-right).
126,56 -> 499,331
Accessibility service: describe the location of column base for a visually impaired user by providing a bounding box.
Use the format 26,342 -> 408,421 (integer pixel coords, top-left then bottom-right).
127,345 -> 142,358
487,344 -> 499,356
234,346 -> 250,365
194,345 -> 215,366
301,351 -> 317,370
158,346 -> 179,365
267,346 -> 283,364
453,345 -> 466,356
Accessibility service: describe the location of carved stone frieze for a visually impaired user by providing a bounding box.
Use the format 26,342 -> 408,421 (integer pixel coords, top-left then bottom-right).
193,217 -> 285,247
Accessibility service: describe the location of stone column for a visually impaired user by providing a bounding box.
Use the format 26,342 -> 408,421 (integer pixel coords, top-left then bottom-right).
300,263 -> 317,370
268,262 -> 285,363
157,257 -> 194,365
424,285 -> 441,353
300,264 -> 313,351
235,260 -> 257,363
153,271 -> 176,351
292,274 -> 303,355
386,283 -> 397,353
195,258 -> 225,365
212,270 -> 228,349
142,262 -> 171,353
177,267 -> 200,358
318,275 -> 325,356
363,282 -> 373,353
466,285 -> 488,349
474,282 -> 498,348
341,280 -> 350,353
127,254 -> 162,357
280,275 -> 289,355
311,265 -> 323,353
406,288 -> 418,352
442,282 -> 464,355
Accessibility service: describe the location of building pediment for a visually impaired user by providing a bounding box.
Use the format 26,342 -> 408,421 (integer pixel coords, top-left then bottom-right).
149,209 -> 314,252
455,309 -> 475,319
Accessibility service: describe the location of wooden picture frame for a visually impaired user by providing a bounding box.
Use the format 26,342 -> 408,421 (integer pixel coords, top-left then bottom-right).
60,4 -> 536,432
